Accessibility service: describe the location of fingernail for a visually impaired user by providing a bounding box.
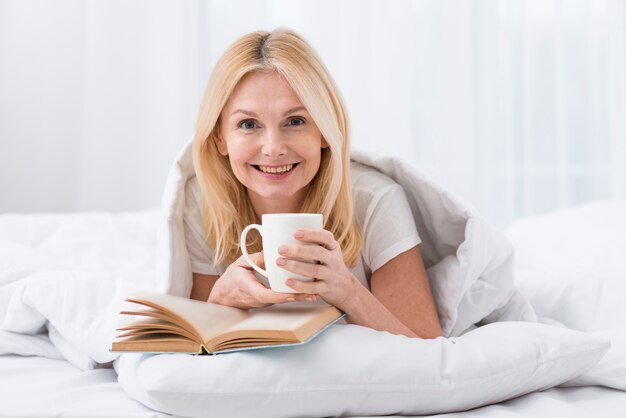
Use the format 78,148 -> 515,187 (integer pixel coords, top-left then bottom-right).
278,245 -> 288,255
276,257 -> 286,266
294,230 -> 304,238
286,297 -> 295,302
285,279 -> 294,286
306,296 -> 316,303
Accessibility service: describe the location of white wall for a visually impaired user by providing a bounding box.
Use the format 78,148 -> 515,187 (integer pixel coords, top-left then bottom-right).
1,0 -> 624,230
0,0 -> 208,213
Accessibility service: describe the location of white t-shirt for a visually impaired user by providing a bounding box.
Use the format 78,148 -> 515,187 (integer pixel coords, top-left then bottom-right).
183,161 -> 421,290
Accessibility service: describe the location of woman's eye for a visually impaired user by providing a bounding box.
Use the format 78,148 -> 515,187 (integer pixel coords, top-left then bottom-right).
239,119 -> 258,130
287,117 -> 305,127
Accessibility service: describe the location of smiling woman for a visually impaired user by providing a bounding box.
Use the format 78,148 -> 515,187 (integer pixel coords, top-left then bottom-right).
193,29 -> 358,269
185,28 -> 443,339
214,71 -> 326,215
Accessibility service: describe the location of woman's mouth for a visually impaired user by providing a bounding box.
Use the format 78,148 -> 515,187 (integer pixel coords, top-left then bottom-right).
252,163 -> 300,178
257,164 -> 295,174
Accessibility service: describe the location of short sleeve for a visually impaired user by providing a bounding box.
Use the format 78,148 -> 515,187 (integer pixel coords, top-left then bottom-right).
362,183 -> 422,272
350,163 -> 422,276
183,178 -> 219,275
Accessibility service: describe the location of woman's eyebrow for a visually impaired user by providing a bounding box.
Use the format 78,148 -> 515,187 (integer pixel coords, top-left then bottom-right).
230,106 -> 307,118
230,109 -> 258,117
282,106 -> 307,116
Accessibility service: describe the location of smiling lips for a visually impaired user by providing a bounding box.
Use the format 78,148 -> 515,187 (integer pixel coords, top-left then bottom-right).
254,163 -> 299,175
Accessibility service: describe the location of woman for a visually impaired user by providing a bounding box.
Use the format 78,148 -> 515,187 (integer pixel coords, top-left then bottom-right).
185,28 -> 442,339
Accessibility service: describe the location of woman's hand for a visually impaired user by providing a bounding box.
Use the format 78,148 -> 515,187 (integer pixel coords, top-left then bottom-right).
276,228 -> 360,310
208,252 -> 316,309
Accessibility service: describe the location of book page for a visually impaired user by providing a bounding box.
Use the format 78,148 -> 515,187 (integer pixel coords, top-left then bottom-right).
116,315 -> 198,341
228,304 -> 338,333
128,292 -> 250,344
111,334 -> 202,354
207,304 -> 343,352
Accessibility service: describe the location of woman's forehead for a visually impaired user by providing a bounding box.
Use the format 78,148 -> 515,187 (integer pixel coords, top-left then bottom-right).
224,72 -> 307,117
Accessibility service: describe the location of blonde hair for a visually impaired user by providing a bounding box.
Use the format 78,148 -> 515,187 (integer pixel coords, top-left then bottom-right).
192,28 -> 362,267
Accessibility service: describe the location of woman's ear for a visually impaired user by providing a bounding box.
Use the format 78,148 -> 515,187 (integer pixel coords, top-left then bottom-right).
214,132 -> 228,156
321,135 -> 330,149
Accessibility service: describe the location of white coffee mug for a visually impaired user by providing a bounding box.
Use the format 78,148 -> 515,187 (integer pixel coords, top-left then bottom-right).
240,213 -> 323,293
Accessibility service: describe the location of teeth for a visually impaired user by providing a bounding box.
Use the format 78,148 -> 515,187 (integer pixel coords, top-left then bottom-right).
259,164 -> 294,174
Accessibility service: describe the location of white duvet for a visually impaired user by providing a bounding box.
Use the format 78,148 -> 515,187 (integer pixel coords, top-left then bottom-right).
0,210 -> 162,369
0,146 -> 624,416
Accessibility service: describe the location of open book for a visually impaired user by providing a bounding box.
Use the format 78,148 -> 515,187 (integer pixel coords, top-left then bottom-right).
111,291 -> 344,355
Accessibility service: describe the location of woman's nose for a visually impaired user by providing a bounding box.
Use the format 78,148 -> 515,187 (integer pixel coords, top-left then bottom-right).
261,129 -> 287,157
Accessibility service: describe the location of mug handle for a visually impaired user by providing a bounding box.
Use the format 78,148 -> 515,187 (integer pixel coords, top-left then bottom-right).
240,224 -> 267,277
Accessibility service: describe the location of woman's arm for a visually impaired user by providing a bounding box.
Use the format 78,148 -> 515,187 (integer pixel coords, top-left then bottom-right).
280,230 -> 443,339
347,245 -> 443,339
191,273 -> 220,301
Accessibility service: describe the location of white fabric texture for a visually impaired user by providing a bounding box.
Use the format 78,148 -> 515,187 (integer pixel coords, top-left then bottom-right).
161,141 -> 537,337
0,188 -> 624,417
1,356 -> 624,418
115,321 -> 608,418
183,159 -> 421,289
506,200 -> 626,391
0,210 -> 164,370
350,162 -> 422,277
0,355 -> 177,418
348,150 -> 539,336
110,142 -> 609,418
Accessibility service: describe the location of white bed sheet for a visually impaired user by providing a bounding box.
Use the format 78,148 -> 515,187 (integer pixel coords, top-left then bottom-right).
1,354 -> 625,418
396,386 -> 626,418
0,354 -> 178,418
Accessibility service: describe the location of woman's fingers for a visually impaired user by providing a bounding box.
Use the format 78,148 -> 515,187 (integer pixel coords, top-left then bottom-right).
260,288 -> 316,304
236,251 -> 265,269
284,278 -> 323,295
252,251 -> 266,268
278,243 -> 327,264
214,251 -> 319,309
293,228 -> 338,251
276,256 -> 325,279
239,268 -> 314,304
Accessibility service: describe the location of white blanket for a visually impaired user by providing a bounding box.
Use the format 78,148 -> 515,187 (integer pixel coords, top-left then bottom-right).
0,210 -> 164,369
158,142 -> 537,336
0,144 -> 624,416
2,140 -> 534,367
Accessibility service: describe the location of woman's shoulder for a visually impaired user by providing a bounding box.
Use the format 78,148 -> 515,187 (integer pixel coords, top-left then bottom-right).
183,175 -> 203,221
350,160 -> 402,197
348,161 -> 421,273
349,160 -> 410,228
184,175 -> 200,200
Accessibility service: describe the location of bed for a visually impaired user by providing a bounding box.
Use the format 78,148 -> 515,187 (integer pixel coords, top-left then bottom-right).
1,354 -> 624,418
1,199 -> 625,417
0,354 -> 174,417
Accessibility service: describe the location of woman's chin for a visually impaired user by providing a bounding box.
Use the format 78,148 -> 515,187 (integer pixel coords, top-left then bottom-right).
247,187 -> 308,211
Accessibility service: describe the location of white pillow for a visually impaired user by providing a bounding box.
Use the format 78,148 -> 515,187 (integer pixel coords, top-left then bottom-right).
506,200 -> 626,271
560,329 -> 626,391
116,322 -> 608,418
506,201 -> 626,332
512,265 -> 626,391
505,202 -> 626,392
514,265 -> 626,332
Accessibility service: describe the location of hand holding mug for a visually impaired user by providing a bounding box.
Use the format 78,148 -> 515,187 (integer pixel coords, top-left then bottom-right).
208,251 -> 316,309
240,213 -> 324,293
276,228 -> 359,309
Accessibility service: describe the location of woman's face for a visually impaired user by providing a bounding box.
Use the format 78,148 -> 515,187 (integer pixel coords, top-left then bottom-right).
215,71 -> 325,213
